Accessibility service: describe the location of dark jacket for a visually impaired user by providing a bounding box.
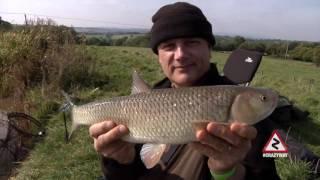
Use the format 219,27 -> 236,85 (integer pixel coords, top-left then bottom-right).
101,64 -> 280,180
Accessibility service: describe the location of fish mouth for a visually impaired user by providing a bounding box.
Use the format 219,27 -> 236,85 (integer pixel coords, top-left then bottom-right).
261,92 -> 279,120
270,90 -> 279,110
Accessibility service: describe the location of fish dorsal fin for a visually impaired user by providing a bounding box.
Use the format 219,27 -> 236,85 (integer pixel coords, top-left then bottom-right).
131,70 -> 151,94
140,144 -> 168,169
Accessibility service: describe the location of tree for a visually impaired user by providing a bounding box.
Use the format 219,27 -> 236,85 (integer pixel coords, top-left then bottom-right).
302,49 -> 313,62
288,41 -> 300,51
313,46 -> 320,67
124,34 -> 150,47
214,39 -> 236,51
112,36 -> 128,46
233,36 -> 246,48
0,17 -> 13,31
265,43 -> 284,56
239,41 -> 265,53
86,37 -> 101,45
290,45 -> 314,62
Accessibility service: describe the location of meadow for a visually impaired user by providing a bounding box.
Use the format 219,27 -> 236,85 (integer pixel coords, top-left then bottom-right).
6,46 -> 320,180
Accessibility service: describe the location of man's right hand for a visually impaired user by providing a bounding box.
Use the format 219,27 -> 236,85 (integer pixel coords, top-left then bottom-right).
89,120 -> 136,164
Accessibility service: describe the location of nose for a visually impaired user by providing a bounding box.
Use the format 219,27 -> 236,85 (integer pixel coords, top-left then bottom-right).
174,45 -> 187,61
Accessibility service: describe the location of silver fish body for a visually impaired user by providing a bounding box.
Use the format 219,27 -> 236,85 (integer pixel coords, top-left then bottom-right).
71,85 -> 278,144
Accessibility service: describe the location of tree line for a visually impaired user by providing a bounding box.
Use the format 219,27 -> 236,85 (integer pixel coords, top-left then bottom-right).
1,18 -> 319,66
83,33 -> 320,66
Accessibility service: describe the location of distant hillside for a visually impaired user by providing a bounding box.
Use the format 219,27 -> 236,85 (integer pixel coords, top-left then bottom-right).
74,27 -> 149,35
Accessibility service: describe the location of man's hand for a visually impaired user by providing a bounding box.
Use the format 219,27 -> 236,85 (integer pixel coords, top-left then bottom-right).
190,122 -> 257,177
89,120 -> 136,164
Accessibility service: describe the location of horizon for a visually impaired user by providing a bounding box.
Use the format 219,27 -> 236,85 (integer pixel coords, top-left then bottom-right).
72,27 -> 320,43
1,0 -> 320,42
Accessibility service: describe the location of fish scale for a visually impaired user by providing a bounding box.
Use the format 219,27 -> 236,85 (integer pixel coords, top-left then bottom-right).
70,85 -> 278,144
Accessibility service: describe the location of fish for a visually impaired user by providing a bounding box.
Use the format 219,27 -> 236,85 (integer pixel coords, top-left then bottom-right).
62,71 -> 278,168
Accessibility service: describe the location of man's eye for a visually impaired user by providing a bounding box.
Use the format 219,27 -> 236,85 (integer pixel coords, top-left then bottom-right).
161,43 -> 175,51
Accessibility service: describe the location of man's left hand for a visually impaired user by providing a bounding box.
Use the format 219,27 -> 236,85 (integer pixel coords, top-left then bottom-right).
190,122 -> 257,174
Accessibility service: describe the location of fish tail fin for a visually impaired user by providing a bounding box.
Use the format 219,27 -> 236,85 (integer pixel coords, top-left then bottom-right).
60,90 -> 75,111
60,90 -> 78,142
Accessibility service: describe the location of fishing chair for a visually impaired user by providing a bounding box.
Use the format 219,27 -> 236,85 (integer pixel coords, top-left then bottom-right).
222,48 -> 263,86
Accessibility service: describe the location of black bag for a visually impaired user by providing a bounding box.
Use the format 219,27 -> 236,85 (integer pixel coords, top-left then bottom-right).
271,96 -> 309,124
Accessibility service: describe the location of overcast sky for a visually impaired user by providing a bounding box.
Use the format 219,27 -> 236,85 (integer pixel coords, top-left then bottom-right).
1,0 -> 319,41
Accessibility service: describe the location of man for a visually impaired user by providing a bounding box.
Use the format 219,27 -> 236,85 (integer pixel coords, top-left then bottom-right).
89,2 -> 280,180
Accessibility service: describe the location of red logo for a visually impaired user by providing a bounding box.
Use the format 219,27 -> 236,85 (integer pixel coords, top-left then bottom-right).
262,130 -> 288,158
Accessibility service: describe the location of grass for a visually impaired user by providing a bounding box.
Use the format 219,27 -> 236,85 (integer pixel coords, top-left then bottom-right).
12,118 -> 101,179
276,158 -> 314,180
10,46 -> 320,179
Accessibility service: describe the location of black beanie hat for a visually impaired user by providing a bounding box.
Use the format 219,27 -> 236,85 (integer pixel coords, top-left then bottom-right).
150,2 -> 215,54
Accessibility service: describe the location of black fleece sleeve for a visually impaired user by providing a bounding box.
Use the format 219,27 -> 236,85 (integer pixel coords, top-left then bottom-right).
101,144 -> 146,180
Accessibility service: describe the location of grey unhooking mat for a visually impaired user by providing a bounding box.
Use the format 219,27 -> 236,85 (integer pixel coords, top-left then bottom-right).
0,110 -> 45,178
0,110 -> 16,177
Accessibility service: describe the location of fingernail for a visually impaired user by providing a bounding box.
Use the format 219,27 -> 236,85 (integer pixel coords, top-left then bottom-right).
197,130 -> 205,140
207,123 -> 215,132
196,131 -> 201,138
119,125 -> 127,133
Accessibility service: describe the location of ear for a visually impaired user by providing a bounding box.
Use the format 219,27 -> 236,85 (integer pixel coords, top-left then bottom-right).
206,43 -> 212,58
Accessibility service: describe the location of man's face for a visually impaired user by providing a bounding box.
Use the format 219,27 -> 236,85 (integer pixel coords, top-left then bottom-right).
157,38 -> 211,87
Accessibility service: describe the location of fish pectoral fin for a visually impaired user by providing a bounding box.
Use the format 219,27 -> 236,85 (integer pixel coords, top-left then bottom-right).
192,121 -> 230,133
140,143 -> 168,169
131,70 -> 151,94
191,121 -> 211,132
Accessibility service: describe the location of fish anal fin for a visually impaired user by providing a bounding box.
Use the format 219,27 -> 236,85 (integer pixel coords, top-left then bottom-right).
68,121 -> 80,140
140,144 -> 168,169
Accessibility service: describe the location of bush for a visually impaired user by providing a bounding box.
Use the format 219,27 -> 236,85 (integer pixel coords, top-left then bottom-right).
239,41 -> 266,53
124,34 -> 150,47
290,45 -> 314,62
85,35 -> 112,46
112,36 -> 128,46
265,43 -> 286,57
0,19 -> 99,100
313,46 -> 320,67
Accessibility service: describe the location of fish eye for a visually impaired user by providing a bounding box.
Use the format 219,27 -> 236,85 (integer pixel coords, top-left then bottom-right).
260,95 -> 267,101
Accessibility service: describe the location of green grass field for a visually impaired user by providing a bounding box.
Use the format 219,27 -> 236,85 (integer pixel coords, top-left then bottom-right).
12,46 -> 320,180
